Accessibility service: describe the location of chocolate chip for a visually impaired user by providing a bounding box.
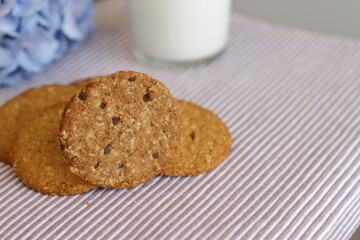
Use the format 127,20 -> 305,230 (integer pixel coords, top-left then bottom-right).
60,145 -> 65,150
128,76 -> 136,82
94,162 -> 99,169
104,144 -> 111,154
78,93 -> 87,101
100,102 -> 106,109
190,132 -> 195,140
143,93 -> 151,102
116,163 -> 123,169
112,117 -> 121,125
152,153 -> 159,158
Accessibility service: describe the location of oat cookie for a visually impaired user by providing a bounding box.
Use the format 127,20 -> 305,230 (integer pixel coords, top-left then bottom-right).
60,71 -> 182,188
0,85 -> 78,165
69,78 -> 93,88
12,104 -> 95,196
162,100 -> 232,176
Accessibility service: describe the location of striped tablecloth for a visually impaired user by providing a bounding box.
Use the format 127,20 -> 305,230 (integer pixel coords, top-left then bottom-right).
0,0 -> 359,239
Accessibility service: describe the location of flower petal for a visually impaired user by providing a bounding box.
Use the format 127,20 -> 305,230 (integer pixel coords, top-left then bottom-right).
0,46 -> 14,68
1,35 -> 22,52
24,27 -> 59,65
62,0 -> 94,40
11,0 -> 42,17
18,14 -> 38,31
0,0 -> 16,17
54,32 -> 70,58
0,69 -> 26,87
0,57 -> 18,81
38,0 -> 62,34
17,50 -> 43,73
0,14 -> 19,36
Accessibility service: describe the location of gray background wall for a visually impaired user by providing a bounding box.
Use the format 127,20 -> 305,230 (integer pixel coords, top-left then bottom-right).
233,0 -> 360,40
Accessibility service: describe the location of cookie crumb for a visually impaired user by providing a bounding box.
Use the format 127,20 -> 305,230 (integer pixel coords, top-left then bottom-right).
85,201 -> 90,205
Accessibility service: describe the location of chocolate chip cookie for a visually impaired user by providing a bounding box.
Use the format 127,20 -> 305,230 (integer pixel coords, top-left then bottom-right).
162,100 -> 232,176
60,71 -> 182,188
0,85 -> 78,165
69,78 -> 93,88
12,103 -> 95,196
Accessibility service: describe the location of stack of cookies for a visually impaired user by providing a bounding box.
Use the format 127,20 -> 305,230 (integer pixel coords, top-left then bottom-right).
0,71 -> 232,196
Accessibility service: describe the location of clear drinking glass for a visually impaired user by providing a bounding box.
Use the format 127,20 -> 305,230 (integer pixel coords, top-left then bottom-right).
127,0 -> 232,68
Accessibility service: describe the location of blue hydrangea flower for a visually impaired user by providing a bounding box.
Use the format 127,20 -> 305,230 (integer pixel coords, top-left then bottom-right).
0,0 -> 94,87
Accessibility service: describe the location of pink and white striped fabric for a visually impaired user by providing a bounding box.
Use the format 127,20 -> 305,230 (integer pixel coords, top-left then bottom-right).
0,0 -> 359,239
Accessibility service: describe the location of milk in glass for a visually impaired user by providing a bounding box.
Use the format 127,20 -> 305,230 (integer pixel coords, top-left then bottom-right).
127,0 -> 232,67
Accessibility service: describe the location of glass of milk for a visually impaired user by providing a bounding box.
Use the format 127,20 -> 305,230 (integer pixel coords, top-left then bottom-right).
127,0 -> 232,68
